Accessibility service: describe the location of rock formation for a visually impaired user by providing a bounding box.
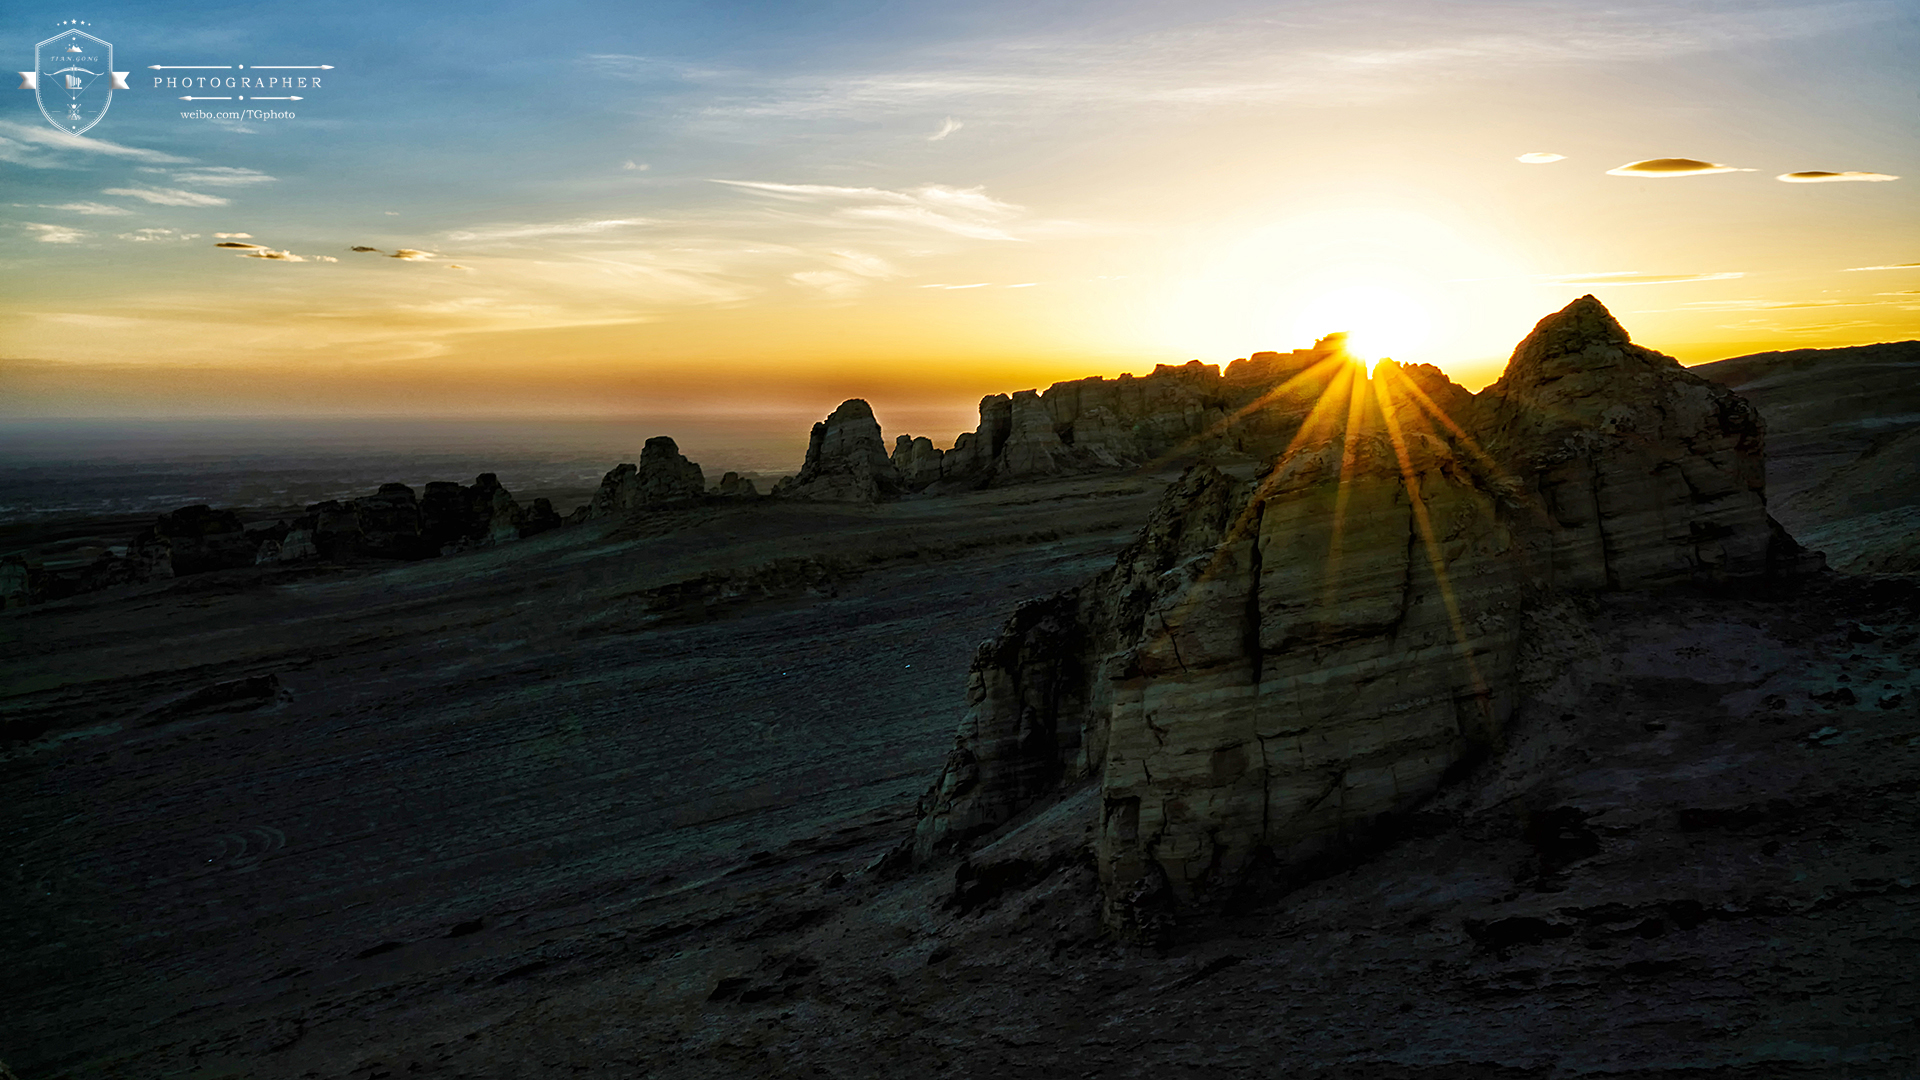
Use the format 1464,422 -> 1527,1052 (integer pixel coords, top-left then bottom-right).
306,482 -> 429,560
898,337 -> 1352,491
713,472 -> 760,498
580,437 -> 709,519
422,473 -> 527,551
773,399 -> 902,502
910,295 -> 1825,935
128,505 -> 259,576
1,470 -> 562,608
890,436 -> 944,489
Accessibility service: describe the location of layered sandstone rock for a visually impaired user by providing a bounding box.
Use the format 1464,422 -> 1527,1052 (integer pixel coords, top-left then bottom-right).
910,295 -> 1819,934
773,399 -> 902,502
583,437 -> 708,519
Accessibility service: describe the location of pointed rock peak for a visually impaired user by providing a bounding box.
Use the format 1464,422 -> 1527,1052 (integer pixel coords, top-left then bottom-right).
1510,294 -> 1630,365
641,435 -> 683,458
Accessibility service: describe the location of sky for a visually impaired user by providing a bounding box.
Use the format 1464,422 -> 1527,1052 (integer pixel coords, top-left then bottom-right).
2,0 -> 1916,430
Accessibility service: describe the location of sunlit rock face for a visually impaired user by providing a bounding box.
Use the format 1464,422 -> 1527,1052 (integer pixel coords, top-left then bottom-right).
584,437 -> 708,518
774,399 -> 902,502
911,295 -> 1817,934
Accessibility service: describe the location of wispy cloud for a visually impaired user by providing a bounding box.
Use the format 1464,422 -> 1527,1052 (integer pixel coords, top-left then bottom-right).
24,222 -> 85,243
711,180 -> 1027,240
929,117 -> 963,141
101,186 -> 230,207
119,228 -> 201,242
1542,270 -> 1745,286
164,166 -> 278,187
444,219 -> 653,243
40,201 -> 130,215
581,54 -> 728,82
1676,297 -> 1881,311
678,3 -> 1888,123
0,119 -> 190,166
1516,152 -> 1565,163
1841,262 -> 1920,272
788,269 -> 867,299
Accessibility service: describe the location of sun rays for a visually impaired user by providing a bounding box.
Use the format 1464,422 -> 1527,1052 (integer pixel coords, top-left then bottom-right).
1136,343 -> 1514,723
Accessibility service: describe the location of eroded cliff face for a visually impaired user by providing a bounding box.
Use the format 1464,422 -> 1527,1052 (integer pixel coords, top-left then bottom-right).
910,295 -> 1821,934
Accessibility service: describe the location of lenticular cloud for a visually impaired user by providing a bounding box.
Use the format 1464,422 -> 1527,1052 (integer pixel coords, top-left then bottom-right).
1777,171 -> 1899,183
1606,158 -> 1747,177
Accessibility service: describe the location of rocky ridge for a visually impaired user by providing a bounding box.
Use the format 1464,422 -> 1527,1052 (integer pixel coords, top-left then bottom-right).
910,295 -> 1828,934
0,336 -> 1362,605
884,337 -> 1353,493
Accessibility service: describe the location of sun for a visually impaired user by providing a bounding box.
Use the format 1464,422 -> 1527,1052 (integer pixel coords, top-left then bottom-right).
1149,202 -> 1541,385
1292,284 -> 1434,374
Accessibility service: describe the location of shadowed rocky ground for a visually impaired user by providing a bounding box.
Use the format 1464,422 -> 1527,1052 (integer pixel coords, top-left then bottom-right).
1695,341 -> 1920,574
6,331 -> 1920,1078
1,474 -> 1177,1077
6,470 -> 1917,1078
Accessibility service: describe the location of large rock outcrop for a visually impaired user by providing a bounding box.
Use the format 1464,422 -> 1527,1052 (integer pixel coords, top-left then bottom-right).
773,399 -> 902,502
909,295 -> 1823,934
581,437 -> 708,519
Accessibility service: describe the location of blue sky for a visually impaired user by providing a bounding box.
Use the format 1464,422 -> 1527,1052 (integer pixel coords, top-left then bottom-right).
2,0 -> 1915,418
